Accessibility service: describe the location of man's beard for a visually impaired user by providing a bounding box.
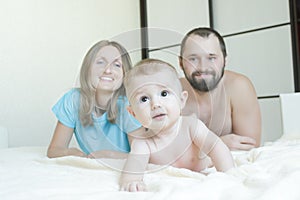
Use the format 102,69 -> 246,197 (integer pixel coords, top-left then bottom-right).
184,67 -> 225,92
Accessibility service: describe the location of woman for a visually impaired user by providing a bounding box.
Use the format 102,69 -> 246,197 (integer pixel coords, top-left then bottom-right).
47,40 -> 140,158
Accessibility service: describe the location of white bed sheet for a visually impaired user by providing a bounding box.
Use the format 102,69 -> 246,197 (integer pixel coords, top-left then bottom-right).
1,134 -> 300,200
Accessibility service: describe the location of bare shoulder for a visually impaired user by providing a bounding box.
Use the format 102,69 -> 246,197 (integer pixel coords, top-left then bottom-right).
129,127 -> 151,154
224,70 -> 258,105
224,70 -> 256,94
224,70 -> 253,86
181,115 -> 207,135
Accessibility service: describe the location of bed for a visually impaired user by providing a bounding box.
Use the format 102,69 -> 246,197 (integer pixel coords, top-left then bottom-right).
2,92 -> 300,200
1,133 -> 300,200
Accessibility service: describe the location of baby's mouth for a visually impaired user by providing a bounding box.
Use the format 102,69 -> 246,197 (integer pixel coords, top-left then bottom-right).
152,113 -> 166,119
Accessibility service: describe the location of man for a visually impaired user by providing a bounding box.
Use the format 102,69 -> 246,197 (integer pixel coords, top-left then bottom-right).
179,27 -> 261,150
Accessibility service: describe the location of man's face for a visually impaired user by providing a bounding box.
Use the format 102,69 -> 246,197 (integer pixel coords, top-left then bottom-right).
180,34 -> 225,92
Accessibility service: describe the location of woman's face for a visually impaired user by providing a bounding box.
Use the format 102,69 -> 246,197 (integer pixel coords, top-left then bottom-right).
91,45 -> 124,93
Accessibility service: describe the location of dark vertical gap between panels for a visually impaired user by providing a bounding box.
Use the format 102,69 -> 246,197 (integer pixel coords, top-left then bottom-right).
289,0 -> 300,92
208,0 -> 214,28
139,0 -> 149,59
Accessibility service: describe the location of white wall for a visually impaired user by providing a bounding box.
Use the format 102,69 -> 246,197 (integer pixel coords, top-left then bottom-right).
147,0 -> 210,77
0,0 -> 140,147
0,0 -> 294,147
212,0 -> 292,144
146,0 -> 293,144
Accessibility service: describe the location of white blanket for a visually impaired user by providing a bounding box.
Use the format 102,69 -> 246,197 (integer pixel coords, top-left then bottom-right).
1,134 -> 300,200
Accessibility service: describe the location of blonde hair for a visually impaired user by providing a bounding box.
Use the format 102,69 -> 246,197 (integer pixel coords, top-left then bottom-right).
124,58 -> 182,100
79,40 -> 132,126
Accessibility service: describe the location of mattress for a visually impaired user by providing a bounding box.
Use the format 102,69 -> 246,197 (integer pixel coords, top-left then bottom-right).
1,134 -> 300,200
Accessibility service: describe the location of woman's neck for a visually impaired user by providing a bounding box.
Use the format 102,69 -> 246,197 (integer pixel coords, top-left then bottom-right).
95,90 -> 113,109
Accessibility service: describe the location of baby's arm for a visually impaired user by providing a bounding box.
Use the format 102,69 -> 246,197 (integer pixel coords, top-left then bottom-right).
119,139 -> 150,192
192,121 -> 234,172
204,131 -> 235,172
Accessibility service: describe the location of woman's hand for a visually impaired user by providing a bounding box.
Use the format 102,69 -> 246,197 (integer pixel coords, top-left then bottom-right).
87,150 -> 128,159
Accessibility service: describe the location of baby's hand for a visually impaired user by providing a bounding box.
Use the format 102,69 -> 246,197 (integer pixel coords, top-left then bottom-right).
120,181 -> 147,192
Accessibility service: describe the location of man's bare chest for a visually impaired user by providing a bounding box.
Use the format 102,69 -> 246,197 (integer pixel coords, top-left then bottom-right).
183,94 -> 232,136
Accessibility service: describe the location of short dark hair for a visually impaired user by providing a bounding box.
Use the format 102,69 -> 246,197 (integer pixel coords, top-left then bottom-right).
180,27 -> 227,58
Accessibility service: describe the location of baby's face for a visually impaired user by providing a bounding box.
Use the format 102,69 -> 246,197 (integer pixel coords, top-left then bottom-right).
129,84 -> 183,131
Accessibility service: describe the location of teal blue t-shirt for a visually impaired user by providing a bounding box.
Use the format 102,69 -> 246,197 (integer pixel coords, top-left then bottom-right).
52,89 -> 141,154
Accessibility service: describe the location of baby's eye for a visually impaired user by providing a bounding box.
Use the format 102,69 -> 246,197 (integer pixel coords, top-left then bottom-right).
139,96 -> 149,103
161,90 -> 169,97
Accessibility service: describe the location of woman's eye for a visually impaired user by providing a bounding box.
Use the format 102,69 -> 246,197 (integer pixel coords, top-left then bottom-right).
140,96 -> 149,103
161,90 -> 169,97
97,59 -> 106,65
114,62 -> 122,68
188,57 -> 197,62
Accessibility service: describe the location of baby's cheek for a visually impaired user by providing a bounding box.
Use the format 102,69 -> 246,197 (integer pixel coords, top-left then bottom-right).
139,115 -> 152,128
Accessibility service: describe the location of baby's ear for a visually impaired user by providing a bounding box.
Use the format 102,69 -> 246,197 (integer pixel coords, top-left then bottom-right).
180,91 -> 188,109
127,105 -> 135,117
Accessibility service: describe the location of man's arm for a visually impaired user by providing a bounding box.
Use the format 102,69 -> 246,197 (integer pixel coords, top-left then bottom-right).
225,74 -> 261,150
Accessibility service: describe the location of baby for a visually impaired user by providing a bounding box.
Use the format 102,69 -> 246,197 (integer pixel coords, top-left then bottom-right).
120,58 -> 235,192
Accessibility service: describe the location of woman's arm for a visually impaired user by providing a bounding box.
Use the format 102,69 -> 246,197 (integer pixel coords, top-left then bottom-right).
47,121 -> 86,158
87,150 -> 128,159
87,130 -> 138,159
